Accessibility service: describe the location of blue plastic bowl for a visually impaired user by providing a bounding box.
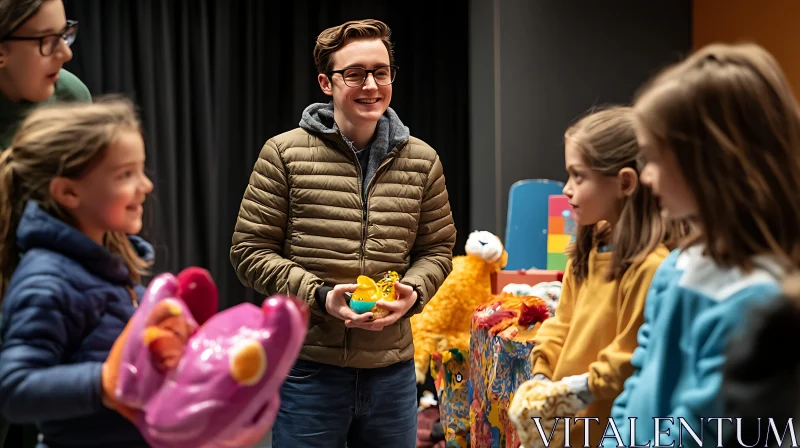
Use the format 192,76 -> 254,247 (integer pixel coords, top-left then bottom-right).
350,300 -> 376,314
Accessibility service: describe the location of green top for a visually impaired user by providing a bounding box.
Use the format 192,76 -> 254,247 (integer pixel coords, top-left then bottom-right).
0,68 -> 91,148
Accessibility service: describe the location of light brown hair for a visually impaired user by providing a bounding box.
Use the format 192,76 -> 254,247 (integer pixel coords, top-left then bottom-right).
635,42 -> 800,270
0,96 -> 151,298
313,19 -> 394,74
0,0 -> 43,39
566,106 -> 681,284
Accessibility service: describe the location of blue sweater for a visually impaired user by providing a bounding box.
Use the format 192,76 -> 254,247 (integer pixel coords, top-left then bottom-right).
0,201 -> 151,448
603,245 -> 783,448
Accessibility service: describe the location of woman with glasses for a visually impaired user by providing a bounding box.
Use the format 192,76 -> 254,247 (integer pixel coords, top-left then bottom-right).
231,19 -> 456,448
0,0 -> 89,149
0,2 -> 91,448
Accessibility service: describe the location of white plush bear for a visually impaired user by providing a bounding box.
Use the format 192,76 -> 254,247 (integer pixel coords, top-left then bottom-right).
502,281 -> 561,316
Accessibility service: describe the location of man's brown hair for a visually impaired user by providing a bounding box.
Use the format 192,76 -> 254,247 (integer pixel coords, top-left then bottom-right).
313,19 -> 394,74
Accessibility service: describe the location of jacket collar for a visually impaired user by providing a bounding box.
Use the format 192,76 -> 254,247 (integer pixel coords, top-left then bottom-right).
16,200 -> 154,284
299,101 -> 410,155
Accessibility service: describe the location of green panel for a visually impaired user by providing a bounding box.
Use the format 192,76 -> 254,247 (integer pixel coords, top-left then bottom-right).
547,252 -> 568,271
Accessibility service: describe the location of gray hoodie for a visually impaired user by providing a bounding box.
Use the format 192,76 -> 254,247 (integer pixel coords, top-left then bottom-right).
299,102 -> 410,199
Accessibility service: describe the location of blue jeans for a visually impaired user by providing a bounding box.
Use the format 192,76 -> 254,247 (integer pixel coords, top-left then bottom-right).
272,358 -> 418,448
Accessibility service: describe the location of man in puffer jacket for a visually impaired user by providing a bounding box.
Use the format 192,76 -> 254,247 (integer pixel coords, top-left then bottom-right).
230,19 -> 456,448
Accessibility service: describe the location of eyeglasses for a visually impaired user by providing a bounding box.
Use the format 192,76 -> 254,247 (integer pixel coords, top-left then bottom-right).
3,20 -> 78,56
327,65 -> 398,87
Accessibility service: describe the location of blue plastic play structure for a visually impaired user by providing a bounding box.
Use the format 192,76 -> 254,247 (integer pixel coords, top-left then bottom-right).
504,179 -> 565,270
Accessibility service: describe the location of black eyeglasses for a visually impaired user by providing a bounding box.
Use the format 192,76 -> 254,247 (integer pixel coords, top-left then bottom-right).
327,65 -> 398,87
3,20 -> 78,56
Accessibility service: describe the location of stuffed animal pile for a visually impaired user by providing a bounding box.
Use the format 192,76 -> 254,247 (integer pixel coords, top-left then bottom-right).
502,281 -> 562,317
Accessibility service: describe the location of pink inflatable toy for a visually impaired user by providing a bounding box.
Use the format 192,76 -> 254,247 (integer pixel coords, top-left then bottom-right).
110,268 -> 309,447
176,266 -> 218,326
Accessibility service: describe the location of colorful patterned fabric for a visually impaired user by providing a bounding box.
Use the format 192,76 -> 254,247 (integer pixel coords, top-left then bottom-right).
468,294 -> 550,448
431,349 -> 471,447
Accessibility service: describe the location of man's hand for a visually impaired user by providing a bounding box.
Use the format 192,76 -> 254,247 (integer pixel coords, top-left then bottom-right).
346,282 -> 418,332
325,284 -> 375,326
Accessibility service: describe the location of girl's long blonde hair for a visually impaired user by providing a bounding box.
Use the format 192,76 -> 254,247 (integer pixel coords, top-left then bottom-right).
0,96 -> 151,298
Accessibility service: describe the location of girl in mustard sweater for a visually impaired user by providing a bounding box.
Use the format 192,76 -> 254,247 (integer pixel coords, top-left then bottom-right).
510,106 -> 682,448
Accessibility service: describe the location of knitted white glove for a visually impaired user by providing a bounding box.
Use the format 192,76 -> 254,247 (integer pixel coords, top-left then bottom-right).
509,373 -> 592,448
560,372 -> 594,405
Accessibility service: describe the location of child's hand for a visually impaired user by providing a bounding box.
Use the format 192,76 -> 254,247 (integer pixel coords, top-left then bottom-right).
101,362 -> 137,422
100,316 -> 139,422
143,299 -> 194,371
100,378 -> 114,408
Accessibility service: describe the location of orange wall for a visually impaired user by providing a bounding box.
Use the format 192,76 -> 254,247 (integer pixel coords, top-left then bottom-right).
693,0 -> 800,95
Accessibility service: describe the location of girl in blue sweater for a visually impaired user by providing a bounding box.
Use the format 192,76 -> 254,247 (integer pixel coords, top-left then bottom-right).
603,43 -> 800,447
0,97 -> 153,448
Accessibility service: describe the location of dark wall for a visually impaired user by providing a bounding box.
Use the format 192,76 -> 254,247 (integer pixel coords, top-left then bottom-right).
470,0 -> 692,239
468,0 -> 498,236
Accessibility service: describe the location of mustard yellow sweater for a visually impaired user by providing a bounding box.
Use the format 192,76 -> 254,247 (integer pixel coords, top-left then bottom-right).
531,244 -> 668,446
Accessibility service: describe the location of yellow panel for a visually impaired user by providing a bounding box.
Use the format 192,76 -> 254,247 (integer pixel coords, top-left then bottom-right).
547,234 -> 573,253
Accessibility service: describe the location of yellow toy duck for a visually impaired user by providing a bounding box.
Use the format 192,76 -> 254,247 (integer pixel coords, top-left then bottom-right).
349,271 -> 399,319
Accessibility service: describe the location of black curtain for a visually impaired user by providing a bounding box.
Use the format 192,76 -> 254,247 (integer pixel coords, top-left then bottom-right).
62,0 -> 470,309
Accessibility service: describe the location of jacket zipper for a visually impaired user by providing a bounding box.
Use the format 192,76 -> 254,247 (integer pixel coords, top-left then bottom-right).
340,135 -> 401,365
359,152 -> 399,273
347,148 -> 363,365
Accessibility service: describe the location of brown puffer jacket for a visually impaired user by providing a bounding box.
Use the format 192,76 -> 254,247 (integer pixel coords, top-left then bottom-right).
231,121 -> 456,368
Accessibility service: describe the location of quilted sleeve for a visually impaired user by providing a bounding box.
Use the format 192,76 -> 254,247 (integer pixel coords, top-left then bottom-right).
0,278 -> 103,423
401,155 -> 456,316
231,138 -> 327,316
